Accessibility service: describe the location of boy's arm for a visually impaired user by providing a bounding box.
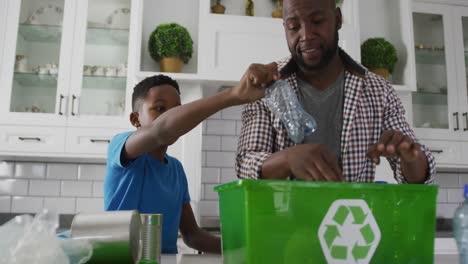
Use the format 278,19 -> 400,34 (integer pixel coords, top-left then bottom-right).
124,63 -> 279,160
179,203 -> 222,254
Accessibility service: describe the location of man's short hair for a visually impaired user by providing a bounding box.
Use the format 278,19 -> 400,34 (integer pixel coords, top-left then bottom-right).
132,74 -> 180,111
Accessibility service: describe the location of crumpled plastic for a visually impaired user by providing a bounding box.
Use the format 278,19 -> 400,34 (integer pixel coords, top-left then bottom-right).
264,79 -> 317,143
0,209 -> 92,264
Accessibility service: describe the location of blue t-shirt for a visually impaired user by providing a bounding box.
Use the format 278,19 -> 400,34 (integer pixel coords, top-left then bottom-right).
104,131 -> 191,253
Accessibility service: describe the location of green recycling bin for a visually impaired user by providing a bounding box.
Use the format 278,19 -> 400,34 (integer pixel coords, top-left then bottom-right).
214,180 -> 438,264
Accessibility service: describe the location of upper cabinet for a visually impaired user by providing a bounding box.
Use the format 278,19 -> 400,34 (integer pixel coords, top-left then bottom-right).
0,0 -> 132,159
409,1 -> 468,167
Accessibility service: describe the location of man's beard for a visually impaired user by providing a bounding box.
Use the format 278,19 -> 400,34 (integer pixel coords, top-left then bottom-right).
292,30 -> 339,72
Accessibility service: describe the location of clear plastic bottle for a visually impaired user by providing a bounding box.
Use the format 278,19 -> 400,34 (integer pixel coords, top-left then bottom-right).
454,184 -> 468,264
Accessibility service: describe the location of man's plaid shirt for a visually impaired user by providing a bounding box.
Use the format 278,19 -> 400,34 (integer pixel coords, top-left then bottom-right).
235,50 -> 436,183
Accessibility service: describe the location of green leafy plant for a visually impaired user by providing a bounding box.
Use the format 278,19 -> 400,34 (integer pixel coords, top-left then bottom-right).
148,23 -> 193,64
361,37 -> 398,73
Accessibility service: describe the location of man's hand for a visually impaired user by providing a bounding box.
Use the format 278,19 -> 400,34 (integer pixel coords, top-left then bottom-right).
286,144 -> 342,181
368,130 -> 423,164
230,62 -> 279,104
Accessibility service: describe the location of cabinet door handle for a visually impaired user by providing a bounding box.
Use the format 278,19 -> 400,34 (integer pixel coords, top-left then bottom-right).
71,95 -> 77,116
90,139 -> 110,144
429,149 -> 443,154
18,137 -> 41,142
464,112 -> 468,131
58,94 -> 65,115
454,112 -> 460,131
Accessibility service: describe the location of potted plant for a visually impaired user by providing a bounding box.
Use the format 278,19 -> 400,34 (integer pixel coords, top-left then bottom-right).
211,0 -> 226,14
361,37 -> 398,80
148,23 -> 193,73
271,0 -> 282,18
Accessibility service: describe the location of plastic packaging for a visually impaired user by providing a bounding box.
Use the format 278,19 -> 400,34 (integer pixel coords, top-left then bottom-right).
454,184 -> 468,264
264,79 -> 317,143
0,209 -> 92,264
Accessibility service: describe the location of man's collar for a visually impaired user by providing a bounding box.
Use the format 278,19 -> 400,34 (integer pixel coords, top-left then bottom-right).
279,48 -> 366,79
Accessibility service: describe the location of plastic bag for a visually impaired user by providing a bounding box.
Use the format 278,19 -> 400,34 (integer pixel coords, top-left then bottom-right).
264,79 -> 317,143
0,210 -> 92,264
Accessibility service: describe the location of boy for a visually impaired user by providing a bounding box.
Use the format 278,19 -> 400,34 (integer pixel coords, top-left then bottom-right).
104,68 -> 277,253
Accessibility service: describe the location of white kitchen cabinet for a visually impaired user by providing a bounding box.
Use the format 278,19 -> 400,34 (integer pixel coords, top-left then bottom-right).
409,1 -> 468,168
0,0 -> 133,159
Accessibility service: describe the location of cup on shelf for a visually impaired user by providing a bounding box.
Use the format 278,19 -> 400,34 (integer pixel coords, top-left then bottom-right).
49,64 -> 58,75
15,55 -> 29,72
83,65 -> 92,75
105,66 -> 117,77
37,66 -> 48,75
116,63 -> 127,77
92,66 -> 104,76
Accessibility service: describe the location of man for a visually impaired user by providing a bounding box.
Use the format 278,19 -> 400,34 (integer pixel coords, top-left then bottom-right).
235,0 -> 435,183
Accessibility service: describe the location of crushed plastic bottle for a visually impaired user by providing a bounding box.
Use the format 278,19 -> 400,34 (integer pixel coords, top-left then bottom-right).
454,184 -> 468,264
264,79 -> 317,143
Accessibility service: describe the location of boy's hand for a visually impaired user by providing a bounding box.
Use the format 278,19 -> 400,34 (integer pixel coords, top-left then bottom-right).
231,62 -> 279,104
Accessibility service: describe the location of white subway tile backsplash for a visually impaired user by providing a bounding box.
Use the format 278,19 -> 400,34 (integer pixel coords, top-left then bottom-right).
206,152 -> 236,168
61,181 -> 93,197
436,173 -> 459,188
236,121 -> 242,136
44,197 -> 76,214
76,198 -> 104,213
436,203 -> 459,218
12,196 -> 43,213
206,120 -> 236,135
0,161 -> 14,177
200,216 -> 220,228
207,111 -> 222,119
221,106 -> 243,120
437,189 -> 448,203
221,168 -> 237,183
79,164 -> 106,181
93,181 -> 104,197
447,188 -> 464,203
29,180 -> 60,196
0,179 -> 28,195
0,196 -> 11,212
202,167 -> 220,184
459,175 -> 468,186
47,163 -> 78,180
221,136 -> 238,151
199,200 -> 219,217
15,163 -> 46,179
202,136 -> 221,151
204,184 -> 218,200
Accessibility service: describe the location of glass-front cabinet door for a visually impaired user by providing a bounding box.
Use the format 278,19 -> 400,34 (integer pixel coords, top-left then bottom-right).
453,8 -> 468,141
411,3 -> 459,140
69,0 -> 131,127
0,0 -> 75,125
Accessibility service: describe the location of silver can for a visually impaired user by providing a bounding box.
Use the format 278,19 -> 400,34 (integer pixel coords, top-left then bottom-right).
140,214 -> 163,264
70,210 -> 142,263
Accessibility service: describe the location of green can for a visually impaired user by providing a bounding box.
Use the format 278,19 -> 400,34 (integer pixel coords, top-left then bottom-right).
214,180 -> 438,264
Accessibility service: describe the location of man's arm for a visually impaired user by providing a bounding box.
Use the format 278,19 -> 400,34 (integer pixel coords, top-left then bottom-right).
179,203 -> 221,254
125,64 -> 279,160
368,84 -> 436,184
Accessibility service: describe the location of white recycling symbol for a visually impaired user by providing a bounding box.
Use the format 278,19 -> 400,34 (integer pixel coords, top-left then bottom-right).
318,199 -> 381,264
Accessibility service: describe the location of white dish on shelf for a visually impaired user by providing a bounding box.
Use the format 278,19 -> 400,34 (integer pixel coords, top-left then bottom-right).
24,4 -> 64,26
106,8 -> 130,29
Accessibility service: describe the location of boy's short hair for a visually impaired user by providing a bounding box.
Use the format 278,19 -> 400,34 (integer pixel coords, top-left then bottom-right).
132,74 -> 181,111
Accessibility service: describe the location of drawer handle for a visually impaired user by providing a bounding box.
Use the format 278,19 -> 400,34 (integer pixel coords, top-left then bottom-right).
58,94 -> 65,115
454,112 -> 460,131
18,137 -> 41,142
464,112 -> 468,131
90,139 -> 110,144
429,149 -> 443,154
71,95 -> 77,116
